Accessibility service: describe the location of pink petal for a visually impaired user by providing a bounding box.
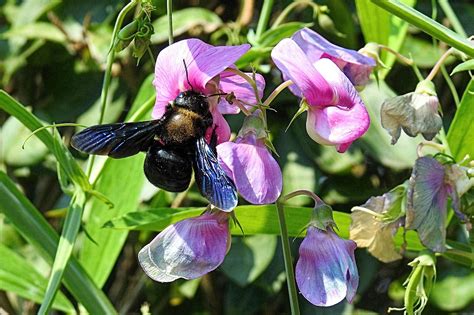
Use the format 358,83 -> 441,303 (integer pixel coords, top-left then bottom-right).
205,109 -> 231,144
296,227 -> 358,307
217,139 -> 282,204
271,39 -> 333,106
217,71 -> 266,114
153,39 -> 249,118
138,212 -> 230,282
293,28 -> 375,86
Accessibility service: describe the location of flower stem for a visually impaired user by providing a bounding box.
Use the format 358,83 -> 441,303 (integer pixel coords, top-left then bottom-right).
255,0 -> 274,39
86,0 -> 138,178
167,0 -> 174,45
371,0 -> 474,57
271,0 -> 315,29
225,68 -> 262,105
282,189 -> 324,206
438,0 -> 467,37
426,48 -> 454,81
263,80 -> 293,107
275,201 -> 301,315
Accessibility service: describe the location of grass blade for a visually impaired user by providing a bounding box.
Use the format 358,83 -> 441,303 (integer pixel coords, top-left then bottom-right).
0,171 -> 116,314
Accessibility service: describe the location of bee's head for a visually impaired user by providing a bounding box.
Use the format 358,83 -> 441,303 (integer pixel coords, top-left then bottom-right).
174,90 -> 210,115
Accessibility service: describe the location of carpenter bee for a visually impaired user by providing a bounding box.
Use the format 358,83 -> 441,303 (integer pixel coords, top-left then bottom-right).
71,89 -> 238,211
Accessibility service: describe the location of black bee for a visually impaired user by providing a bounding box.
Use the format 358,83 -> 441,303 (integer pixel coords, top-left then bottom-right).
71,89 -> 238,211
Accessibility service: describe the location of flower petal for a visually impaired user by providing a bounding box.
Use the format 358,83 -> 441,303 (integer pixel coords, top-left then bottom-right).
138,212 -> 230,282
217,71 -> 266,114
406,157 -> 447,252
271,38 -> 333,106
153,39 -> 249,118
293,28 -> 375,86
205,108 -> 231,144
296,227 -> 358,307
217,139 -> 282,204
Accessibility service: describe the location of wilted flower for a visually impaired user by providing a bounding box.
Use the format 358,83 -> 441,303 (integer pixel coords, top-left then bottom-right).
291,28 -> 376,87
138,211 -> 231,282
153,38 -> 264,143
272,38 -> 370,152
296,204 -> 359,306
350,187 -> 405,263
381,80 -> 442,145
406,156 -> 472,252
217,112 -> 282,204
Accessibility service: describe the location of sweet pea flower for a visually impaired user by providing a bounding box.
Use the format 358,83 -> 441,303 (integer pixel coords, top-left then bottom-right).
217,112 -> 282,204
291,28 -> 376,87
138,211 -> 231,282
272,38 -> 370,153
153,38 -> 265,143
296,204 -> 359,307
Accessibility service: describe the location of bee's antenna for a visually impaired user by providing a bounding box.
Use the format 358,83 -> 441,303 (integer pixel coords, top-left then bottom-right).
183,59 -> 194,91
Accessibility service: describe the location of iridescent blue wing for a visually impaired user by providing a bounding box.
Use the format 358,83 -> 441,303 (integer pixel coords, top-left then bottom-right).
71,120 -> 162,158
193,137 -> 238,211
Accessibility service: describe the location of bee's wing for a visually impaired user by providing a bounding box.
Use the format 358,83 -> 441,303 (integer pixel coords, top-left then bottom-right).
71,120 -> 162,158
193,137 -> 238,211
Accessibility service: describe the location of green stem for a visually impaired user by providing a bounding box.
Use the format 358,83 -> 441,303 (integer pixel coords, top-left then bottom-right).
438,0 -> 466,37
271,0 -> 314,29
426,48 -> 453,81
440,64 -> 460,107
85,0 -> 137,178
263,80 -> 293,107
255,0 -> 275,39
275,201 -> 301,315
371,0 -> 474,57
167,0 -> 173,45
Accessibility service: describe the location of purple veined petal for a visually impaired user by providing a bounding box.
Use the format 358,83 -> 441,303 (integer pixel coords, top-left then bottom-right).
271,39 -> 333,106
205,108 -> 231,145
293,28 -> 376,86
153,39 -> 250,118
153,39 -> 212,118
138,212 -> 230,282
217,138 -> 282,204
217,71 -> 266,114
305,95 -> 369,152
295,227 -> 358,307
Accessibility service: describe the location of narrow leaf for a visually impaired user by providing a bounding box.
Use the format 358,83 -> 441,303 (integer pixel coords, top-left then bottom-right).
451,59 -> 474,75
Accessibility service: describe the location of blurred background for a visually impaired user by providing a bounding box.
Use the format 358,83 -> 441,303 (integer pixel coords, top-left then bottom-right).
1,0 -> 473,314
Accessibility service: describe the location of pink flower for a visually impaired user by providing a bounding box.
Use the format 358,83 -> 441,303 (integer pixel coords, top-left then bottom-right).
138,211 -> 231,282
271,38 -> 370,152
217,113 -> 282,204
153,39 -> 264,143
292,28 -> 376,87
296,226 -> 359,307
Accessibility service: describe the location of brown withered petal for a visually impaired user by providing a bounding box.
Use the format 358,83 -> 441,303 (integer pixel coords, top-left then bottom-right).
350,195 -> 403,263
381,92 -> 442,145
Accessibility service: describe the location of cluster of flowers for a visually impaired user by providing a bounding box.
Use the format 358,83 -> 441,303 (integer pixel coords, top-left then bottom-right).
138,28 -> 377,307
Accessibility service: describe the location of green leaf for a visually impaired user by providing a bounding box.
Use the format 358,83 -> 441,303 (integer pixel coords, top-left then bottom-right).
0,90 -> 90,190
355,0 -> 415,77
451,59 -> 474,75
447,80 -> 474,161
79,155 -> 146,287
0,244 -> 75,313
359,80 -> 421,170
401,35 -> 455,68
104,205 -> 423,251
151,8 -> 222,44
1,22 -> 67,43
430,270 -> 474,310
0,171 -> 116,314
258,22 -> 312,47
221,235 -> 277,286
1,115 -> 48,166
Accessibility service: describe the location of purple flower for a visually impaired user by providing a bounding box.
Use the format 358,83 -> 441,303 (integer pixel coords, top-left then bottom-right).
291,28 -> 376,87
138,211 -> 230,282
152,38 -> 264,144
406,157 -> 471,252
272,38 -> 370,152
217,113 -> 282,204
296,226 -> 359,307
